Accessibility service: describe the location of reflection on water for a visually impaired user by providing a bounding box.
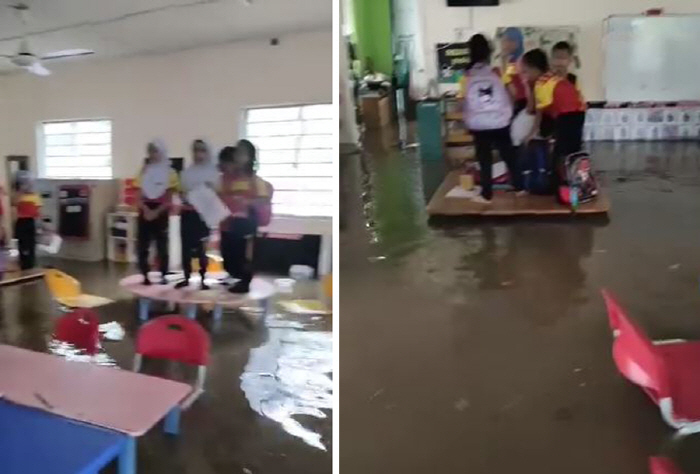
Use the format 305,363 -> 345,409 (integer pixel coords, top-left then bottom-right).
241,312 -> 332,451
47,339 -> 117,366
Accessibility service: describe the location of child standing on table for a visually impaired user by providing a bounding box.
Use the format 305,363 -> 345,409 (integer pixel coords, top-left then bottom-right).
218,140 -> 272,294
521,48 -> 586,189
176,139 -> 219,289
461,34 -> 524,204
135,140 -> 179,285
499,27 -> 529,115
13,171 -> 42,270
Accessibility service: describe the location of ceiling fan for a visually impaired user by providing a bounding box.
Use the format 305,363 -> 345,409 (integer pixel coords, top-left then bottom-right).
0,3 -> 95,76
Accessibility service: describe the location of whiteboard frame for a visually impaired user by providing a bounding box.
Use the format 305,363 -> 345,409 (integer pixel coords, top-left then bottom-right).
604,14 -> 700,103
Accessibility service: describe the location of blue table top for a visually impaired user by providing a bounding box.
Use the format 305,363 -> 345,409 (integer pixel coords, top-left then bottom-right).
0,399 -> 128,474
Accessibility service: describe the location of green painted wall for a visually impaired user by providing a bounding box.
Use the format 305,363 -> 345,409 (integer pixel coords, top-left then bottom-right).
352,0 -> 393,75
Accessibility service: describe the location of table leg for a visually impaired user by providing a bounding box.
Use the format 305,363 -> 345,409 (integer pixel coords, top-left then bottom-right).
138,298 -> 150,322
164,406 -> 181,435
212,304 -> 223,323
118,436 -> 136,474
185,304 -> 197,320
262,297 -> 272,317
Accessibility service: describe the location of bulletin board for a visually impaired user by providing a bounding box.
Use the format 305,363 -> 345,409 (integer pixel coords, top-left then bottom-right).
494,26 -> 581,71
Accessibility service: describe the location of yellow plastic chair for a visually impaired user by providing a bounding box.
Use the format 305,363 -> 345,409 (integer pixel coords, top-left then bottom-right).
322,274 -> 332,300
44,269 -> 114,310
191,254 -> 224,274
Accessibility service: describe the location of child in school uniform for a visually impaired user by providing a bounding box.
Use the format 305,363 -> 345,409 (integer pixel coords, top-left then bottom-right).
12,171 -> 42,270
551,41 -> 579,88
521,48 -> 586,189
218,140 -> 272,294
176,139 -> 219,289
460,34 -> 524,204
134,140 -> 180,285
499,27 -> 530,114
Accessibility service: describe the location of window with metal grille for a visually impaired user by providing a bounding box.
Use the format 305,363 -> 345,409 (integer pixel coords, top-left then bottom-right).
38,119 -> 113,179
244,104 -> 333,217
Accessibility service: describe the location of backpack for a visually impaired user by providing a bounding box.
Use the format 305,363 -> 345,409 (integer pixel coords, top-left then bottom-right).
558,151 -> 599,208
463,64 -> 513,131
521,139 -> 553,195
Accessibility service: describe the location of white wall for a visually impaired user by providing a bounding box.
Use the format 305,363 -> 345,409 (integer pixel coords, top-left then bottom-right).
0,29 -> 332,181
416,0 -> 700,100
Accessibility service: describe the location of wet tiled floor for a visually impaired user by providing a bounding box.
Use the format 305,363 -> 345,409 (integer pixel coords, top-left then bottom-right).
340,134 -> 700,474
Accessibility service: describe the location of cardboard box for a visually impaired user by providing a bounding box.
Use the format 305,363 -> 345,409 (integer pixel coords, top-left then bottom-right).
679,125 -> 694,140
362,95 -> 391,128
614,126 -> 633,141
632,108 -> 649,124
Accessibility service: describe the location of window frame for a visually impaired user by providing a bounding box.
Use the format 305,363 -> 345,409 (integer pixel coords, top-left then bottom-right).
37,117 -> 114,180
241,103 -> 334,220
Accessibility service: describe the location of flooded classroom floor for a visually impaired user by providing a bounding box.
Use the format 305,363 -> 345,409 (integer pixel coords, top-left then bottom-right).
340,133 -> 700,474
0,262 -> 332,474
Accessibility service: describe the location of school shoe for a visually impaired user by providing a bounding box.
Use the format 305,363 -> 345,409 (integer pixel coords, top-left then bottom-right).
229,280 -> 250,294
142,276 -> 152,286
175,279 -> 189,289
472,195 -> 492,205
515,190 -> 529,197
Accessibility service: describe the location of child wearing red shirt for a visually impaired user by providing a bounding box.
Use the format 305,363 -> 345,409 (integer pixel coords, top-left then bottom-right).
521,48 -> 586,187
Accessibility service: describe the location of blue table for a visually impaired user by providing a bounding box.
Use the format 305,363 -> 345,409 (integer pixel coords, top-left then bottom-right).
0,399 -> 135,474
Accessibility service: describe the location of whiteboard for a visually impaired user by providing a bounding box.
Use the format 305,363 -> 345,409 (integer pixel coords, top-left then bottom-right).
604,15 -> 700,102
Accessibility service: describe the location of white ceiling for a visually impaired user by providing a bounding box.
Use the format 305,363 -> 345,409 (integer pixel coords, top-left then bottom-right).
0,0 -> 331,72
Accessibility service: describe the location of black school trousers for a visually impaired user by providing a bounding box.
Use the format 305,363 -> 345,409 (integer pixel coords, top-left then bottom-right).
220,217 -> 257,286
180,209 -> 209,280
15,217 -> 36,270
553,111 -> 586,186
137,204 -> 169,278
472,127 -> 523,200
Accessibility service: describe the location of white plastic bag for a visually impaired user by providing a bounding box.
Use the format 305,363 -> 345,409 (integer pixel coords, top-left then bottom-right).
187,185 -> 231,229
510,109 -> 536,146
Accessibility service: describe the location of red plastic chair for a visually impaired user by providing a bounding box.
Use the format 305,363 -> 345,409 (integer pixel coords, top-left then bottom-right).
133,315 -> 210,409
53,308 -> 100,355
649,457 -> 685,474
602,290 -> 700,435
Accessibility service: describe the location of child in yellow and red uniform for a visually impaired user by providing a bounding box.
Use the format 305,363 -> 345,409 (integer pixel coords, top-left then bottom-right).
134,140 -> 180,285
499,27 -> 529,114
13,172 -> 42,270
217,141 -> 272,293
521,48 -> 586,188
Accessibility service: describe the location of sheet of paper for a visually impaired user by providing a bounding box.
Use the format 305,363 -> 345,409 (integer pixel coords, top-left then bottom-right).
445,186 -> 480,199
187,186 -> 231,229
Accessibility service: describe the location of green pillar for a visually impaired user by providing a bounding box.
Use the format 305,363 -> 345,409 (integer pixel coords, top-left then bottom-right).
352,0 -> 393,75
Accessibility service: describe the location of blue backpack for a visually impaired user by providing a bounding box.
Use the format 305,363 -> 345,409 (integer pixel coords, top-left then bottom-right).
521,139 -> 553,195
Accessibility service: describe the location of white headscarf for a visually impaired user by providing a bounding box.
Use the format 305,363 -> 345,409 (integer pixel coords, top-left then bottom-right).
181,140 -> 219,193
140,139 -> 171,200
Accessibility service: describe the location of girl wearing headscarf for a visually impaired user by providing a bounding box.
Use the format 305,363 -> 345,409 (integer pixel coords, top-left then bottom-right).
135,140 -> 179,285
218,140 -> 272,294
12,171 -> 42,270
500,27 -> 529,114
176,139 -> 219,289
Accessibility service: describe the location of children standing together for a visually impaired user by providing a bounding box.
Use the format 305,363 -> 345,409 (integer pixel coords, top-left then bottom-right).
134,138 -> 272,294
461,33 -> 585,204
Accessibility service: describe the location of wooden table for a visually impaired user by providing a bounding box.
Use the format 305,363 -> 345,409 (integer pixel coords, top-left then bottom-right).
119,272 -> 276,323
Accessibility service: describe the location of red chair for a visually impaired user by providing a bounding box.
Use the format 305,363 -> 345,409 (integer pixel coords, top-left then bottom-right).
649,457 -> 685,474
133,315 -> 210,409
602,290 -> 700,435
53,308 -> 100,355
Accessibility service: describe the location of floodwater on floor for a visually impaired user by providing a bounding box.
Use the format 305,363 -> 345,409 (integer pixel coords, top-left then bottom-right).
340,133 -> 700,474
0,262 -> 332,474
